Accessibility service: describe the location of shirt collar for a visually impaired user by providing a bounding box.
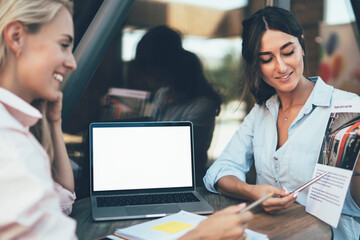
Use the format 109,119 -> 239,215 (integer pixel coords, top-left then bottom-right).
0,87 -> 42,128
265,76 -> 333,110
307,76 -> 333,107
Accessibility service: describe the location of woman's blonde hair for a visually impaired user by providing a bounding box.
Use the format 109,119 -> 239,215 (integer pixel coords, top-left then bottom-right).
0,0 -> 73,69
30,101 -> 54,162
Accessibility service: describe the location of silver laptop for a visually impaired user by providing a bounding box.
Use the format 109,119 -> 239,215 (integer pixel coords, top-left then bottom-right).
89,121 -> 214,221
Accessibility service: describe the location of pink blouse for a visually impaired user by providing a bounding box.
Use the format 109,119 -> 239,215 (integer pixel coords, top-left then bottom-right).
0,88 -> 77,239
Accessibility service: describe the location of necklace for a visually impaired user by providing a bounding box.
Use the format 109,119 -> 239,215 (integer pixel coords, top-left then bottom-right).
279,108 -> 288,121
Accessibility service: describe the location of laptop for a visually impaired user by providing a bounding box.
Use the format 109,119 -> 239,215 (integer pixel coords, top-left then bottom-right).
89,121 -> 214,221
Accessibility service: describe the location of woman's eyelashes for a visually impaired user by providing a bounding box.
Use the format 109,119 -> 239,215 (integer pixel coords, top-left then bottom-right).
283,49 -> 295,56
60,43 -> 70,49
260,57 -> 272,64
60,39 -> 73,50
259,49 -> 295,64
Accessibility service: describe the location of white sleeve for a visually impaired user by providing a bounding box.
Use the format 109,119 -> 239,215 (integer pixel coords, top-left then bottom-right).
203,104 -> 258,192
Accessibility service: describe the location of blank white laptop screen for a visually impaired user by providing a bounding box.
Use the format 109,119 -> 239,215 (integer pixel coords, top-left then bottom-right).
92,125 -> 193,191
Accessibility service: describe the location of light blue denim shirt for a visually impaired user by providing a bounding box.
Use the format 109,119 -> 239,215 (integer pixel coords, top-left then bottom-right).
204,77 -> 360,239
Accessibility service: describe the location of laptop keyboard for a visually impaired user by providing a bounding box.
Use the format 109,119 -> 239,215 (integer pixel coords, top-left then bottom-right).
97,192 -> 200,207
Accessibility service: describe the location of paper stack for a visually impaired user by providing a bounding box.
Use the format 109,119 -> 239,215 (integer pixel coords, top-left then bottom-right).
114,210 -> 268,240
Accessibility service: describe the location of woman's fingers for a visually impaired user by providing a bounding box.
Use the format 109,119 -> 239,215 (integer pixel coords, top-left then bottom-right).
262,193 -> 297,212
238,210 -> 254,223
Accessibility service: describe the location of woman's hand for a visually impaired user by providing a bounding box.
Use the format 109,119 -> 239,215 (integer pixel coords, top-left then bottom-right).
248,184 -> 297,214
179,203 -> 253,240
46,92 -> 63,124
45,91 -> 75,193
216,176 -> 297,214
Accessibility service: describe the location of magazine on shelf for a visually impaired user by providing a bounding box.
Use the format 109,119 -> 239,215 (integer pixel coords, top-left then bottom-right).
306,100 -> 360,227
99,88 -> 151,121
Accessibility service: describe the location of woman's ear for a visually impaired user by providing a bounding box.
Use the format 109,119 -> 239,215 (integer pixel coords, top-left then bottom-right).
3,21 -> 25,57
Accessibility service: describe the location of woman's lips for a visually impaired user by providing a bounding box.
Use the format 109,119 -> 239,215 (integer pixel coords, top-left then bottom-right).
276,71 -> 293,81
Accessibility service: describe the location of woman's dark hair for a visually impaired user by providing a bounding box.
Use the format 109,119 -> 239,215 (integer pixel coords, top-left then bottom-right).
241,6 -> 306,104
134,25 -> 183,75
131,25 -> 221,114
175,50 -> 221,115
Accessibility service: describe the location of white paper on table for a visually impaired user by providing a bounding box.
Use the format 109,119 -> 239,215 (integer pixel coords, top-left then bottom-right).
114,211 -> 206,240
245,229 -> 269,240
114,210 -> 269,240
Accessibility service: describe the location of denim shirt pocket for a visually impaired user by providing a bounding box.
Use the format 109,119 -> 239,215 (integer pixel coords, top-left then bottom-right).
288,142 -> 319,181
253,140 -> 266,176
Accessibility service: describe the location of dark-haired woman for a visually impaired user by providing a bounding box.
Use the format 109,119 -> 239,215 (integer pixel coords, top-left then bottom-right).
204,6 -> 360,239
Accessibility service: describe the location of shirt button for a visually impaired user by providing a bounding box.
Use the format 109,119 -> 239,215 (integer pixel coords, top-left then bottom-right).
274,157 -> 278,160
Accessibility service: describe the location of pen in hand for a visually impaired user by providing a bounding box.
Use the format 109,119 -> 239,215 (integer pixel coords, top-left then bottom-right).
239,192 -> 274,214
289,172 -> 327,194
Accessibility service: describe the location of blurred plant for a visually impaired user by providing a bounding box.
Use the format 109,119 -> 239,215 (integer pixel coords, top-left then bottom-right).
204,51 -> 245,103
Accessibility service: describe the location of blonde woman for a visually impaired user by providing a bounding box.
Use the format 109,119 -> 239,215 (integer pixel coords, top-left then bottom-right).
0,0 -> 77,238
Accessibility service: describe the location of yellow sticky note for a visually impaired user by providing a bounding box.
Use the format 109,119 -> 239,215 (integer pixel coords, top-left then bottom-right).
150,221 -> 194,234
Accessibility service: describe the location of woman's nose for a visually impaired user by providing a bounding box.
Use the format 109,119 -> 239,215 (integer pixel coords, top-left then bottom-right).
65,53 -> 77,71
275,57 -> 287,73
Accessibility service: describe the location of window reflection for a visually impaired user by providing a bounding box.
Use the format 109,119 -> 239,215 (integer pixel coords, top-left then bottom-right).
64,0 -> 360,198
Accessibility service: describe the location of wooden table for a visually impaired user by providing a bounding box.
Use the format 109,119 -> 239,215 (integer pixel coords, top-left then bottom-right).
70,188 -> 331,240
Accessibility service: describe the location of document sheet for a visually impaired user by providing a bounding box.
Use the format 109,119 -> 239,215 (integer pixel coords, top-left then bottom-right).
306,100 -> 360,227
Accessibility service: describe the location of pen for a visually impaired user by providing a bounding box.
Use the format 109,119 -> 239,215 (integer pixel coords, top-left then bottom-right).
239,192 -> 274,214
290,172 -> 327,194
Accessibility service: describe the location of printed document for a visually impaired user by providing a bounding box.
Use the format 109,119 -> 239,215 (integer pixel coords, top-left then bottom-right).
306,100 -> 360,227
